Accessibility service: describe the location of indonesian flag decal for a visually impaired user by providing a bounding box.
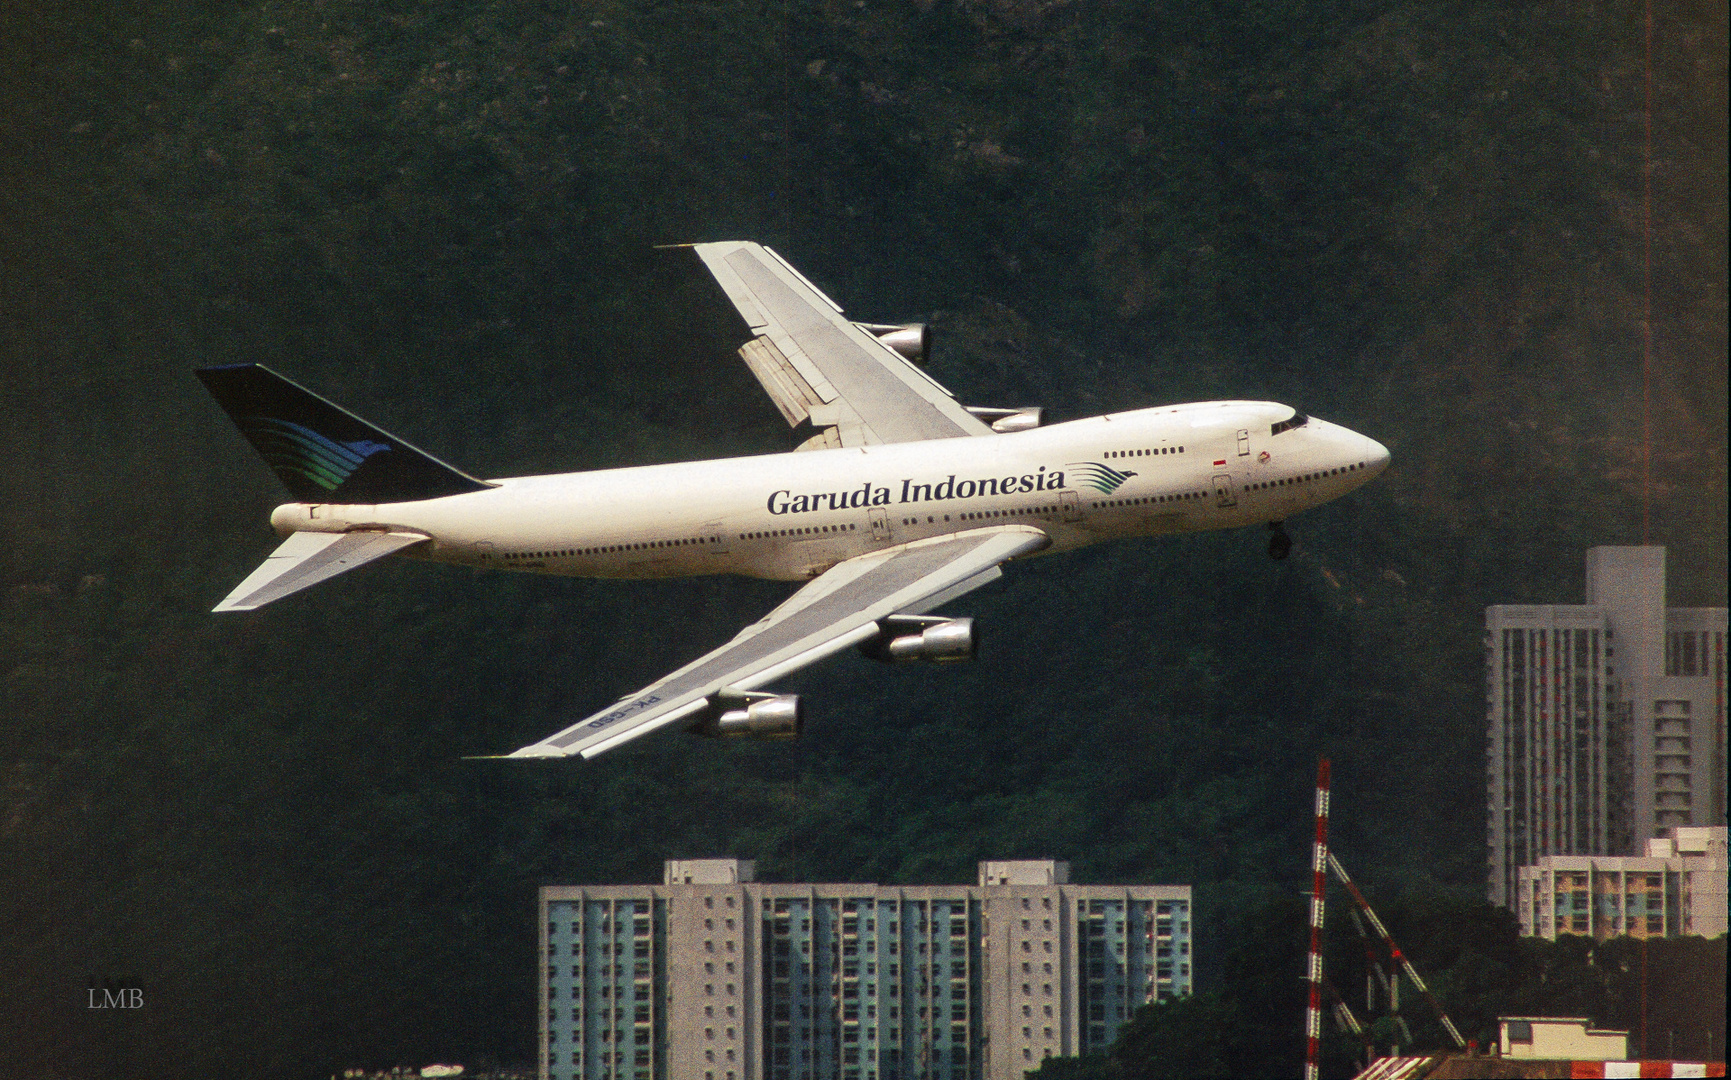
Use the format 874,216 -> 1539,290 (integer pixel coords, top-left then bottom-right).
1213,459 -> 1227,466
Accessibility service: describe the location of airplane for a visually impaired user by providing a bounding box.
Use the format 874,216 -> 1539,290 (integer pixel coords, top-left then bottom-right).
197,240 -> 1389,759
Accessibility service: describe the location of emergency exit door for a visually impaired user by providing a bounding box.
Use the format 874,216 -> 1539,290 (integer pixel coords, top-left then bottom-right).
1213,474 -> 1237,507
1060,490 -> 1084,522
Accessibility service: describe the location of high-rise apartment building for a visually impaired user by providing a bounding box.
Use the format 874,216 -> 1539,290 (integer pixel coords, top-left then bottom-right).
538,859 -> 1193,1080
1486,546 -> 1727,909
1516,826 -> 1727,940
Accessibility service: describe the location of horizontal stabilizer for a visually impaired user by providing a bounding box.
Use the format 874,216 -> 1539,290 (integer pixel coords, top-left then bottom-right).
214,530 -> 428,612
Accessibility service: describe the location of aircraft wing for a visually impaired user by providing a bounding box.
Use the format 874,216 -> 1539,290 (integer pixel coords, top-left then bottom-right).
505,525 -> 1049,759
213,530 -> 429,611
691,241 -> 994,448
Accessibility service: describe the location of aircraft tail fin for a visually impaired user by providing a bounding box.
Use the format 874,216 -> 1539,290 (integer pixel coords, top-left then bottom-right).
196,364 -> 494,503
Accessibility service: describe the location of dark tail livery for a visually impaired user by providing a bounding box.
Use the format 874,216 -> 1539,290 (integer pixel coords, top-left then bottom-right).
196,364 -> 493,503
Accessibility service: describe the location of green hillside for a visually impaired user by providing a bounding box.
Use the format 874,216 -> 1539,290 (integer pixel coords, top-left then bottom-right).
0,0 -> 1723,1075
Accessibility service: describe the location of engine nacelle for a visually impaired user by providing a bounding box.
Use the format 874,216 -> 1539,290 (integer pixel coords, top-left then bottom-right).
854,322 -> 931,365
965,406 -> 1043,434
690,693 -> 804,740
861,615 -> 977,664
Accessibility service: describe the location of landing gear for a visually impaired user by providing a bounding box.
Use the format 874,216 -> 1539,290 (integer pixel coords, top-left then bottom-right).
1267,521 -> 1291,561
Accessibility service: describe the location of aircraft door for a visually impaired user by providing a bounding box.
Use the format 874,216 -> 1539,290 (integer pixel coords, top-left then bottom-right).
1213,474 -> 1237,508
1237,429 -> 1250,456
702,522 -> 731,553
1060,490 -> 1084,522
868,507 -> 890,542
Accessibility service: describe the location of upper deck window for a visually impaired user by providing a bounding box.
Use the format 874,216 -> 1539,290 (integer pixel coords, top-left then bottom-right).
1270,411 -> 1308,436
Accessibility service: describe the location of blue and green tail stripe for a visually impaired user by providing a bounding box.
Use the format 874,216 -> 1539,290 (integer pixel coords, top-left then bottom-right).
241,417 -> 391,492
197,364 -> 493,503
1067,461 -> 1137,494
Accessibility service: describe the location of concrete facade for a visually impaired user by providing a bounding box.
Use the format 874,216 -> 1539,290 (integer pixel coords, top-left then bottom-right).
538,860 -> 1192,1080
1486,547 -> 1727,909
1498,1018 -> 1629,1061
1515,826 -> 1728,940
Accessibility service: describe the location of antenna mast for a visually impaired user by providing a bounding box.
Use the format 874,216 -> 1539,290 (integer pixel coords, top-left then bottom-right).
1304,758 -> 1332,1080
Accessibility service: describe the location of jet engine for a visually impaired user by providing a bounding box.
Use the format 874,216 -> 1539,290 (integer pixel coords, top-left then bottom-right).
860,615 -> 977,664
854,322 -> 931,365
964,406 -> 1043,433
690,692 -> 804,739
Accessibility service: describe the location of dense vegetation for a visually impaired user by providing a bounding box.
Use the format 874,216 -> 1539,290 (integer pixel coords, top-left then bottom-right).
1028,902 -> 1726,1078
1,0 -> 1723,1077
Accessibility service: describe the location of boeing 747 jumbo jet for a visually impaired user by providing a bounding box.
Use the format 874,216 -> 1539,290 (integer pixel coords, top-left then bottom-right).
198,241 -> 1389,759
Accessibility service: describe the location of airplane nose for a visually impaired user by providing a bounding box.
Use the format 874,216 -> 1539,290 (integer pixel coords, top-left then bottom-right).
1363,435 -> 1390,476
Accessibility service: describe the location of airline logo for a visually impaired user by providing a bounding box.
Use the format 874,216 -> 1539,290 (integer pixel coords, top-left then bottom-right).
767,467 -> 1069,515
240,417 -> 391,491
1067,461 -> 1137,495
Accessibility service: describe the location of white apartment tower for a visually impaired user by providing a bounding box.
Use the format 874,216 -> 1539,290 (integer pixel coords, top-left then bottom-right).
1486,546 -> 1727,910
538,859 -> 1193,1080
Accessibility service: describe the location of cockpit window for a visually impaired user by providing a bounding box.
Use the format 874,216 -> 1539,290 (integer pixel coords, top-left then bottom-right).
1271,411 -> 1308,436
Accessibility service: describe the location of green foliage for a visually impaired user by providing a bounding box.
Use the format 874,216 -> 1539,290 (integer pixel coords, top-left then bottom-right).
1042,897 -> 1727,1078
1026,1053 -> 1119,1080
1110,994 -> 1235,1080
0,0 -> 1723,1076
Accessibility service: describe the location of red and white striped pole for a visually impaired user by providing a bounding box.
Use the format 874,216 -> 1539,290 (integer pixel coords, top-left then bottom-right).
1305,757 -> 1332,1080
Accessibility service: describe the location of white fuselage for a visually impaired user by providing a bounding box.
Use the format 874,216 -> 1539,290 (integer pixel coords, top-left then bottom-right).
268,400 -> 1389,582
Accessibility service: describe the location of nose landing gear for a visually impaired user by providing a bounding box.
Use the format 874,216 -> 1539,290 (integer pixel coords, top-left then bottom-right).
1267,521 -> 1291,561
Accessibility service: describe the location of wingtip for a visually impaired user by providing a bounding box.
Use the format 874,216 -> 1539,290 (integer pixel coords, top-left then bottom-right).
461,749 -> 569,761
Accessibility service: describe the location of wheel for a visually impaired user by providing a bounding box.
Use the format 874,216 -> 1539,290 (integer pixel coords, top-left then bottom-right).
1268,530 -> 1292,561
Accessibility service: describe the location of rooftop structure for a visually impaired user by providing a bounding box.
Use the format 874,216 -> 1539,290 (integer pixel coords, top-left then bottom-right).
1498,1017 -> 1629,1061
